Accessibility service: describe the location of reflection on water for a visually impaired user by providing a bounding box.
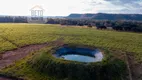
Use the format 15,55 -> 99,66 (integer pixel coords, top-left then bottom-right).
54,47 -> 103,63
60,54 -> 94,62
60,51 -> 103,62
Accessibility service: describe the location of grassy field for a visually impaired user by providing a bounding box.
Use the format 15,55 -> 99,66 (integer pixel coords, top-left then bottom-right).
0,23 -> 142,80
0,23 -> 142,61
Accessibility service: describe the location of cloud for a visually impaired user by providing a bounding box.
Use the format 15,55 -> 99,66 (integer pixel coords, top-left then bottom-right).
104,0 -> 141,4
84,0 -> 142,14
0,0 -> 142,16
104,0 -> 142,8
105,0 -> 142,13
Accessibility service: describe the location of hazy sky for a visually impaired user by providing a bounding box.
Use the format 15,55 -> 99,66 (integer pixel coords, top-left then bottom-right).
0,0 -> 142,16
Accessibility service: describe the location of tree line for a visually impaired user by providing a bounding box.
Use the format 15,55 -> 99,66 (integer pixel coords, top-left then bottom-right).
0,16 -> 27,23
46,18 -> 142,32
0,16 -> 141,32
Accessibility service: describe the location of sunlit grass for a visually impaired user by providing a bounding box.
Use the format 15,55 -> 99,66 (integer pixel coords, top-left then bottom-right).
0,37 -> 17,53
0,23 -> 142,62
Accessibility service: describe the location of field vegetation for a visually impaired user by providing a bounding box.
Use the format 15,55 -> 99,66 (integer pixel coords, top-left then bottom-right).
0,23 -> 142,80
0,24 -> 141,61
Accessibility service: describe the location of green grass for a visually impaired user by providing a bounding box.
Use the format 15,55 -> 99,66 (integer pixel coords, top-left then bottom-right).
0,23 -> 141,61
0,46 -> 127,80
29,45 -> 127,80
0,37 -> 17,52
0,23 -> 141,80
0,51 -> 59,80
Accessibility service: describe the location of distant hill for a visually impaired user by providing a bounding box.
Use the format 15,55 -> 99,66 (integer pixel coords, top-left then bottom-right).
67,13 -> 142,21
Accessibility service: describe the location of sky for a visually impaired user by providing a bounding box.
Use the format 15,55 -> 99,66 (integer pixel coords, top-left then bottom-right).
0,0 -> 142,16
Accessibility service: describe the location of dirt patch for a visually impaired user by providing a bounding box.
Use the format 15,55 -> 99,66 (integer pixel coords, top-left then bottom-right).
0,74 -> 23,80
127,53 -> 142,80
109,49 -> 142,80
0,77 -> 12,80
0,43 -> 48,80
0,38 -> 64,69
0,43 -> 48,69
0,39 -> 64,80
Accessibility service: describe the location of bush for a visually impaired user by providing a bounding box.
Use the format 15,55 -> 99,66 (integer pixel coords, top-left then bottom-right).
87,24 -> 92,28
132,26 -> 142,32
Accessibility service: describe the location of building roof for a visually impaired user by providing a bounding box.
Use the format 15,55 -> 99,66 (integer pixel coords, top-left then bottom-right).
30,5 -> 44,11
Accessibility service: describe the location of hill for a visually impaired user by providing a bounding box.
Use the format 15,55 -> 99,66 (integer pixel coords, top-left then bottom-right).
67,13 -> 142,21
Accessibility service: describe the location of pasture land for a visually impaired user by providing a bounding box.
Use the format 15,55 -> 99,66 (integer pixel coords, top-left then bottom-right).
0,23 -> 141,61
0,23 -> 142,80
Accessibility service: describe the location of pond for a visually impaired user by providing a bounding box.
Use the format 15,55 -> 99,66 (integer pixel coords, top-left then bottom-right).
54,47 -> 103,63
